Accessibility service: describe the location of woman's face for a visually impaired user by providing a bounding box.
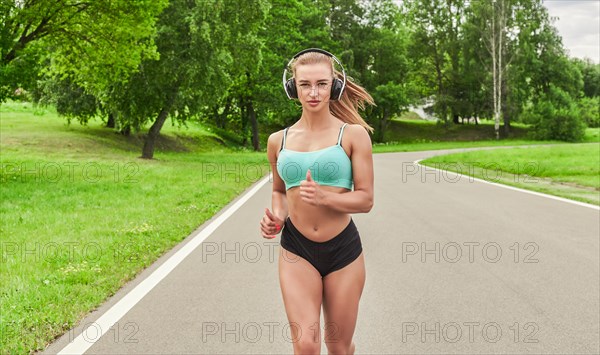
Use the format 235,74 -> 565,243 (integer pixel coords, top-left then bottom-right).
294,62 -> 333,111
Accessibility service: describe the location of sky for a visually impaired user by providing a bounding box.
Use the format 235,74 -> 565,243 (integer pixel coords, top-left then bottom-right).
543,0 -> 600,63
393,0 -> 599,63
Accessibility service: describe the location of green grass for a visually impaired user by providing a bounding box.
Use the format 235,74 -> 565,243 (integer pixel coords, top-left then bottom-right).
371,116 -> 598,152
419,144 -> 600,205
387,116 -> 529,141
0,101 -> 248,159
1,102 -> 267,353
0,99 -> 598,353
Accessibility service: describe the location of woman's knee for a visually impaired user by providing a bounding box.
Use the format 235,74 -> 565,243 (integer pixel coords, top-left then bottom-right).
324,340 -> 353,355
293,336 -> 321,354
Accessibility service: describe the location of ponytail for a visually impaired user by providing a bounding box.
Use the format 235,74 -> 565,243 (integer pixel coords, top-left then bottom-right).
330,70 -> 375,134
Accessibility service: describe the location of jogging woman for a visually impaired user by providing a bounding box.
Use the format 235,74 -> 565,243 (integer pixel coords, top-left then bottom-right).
260,48 -> 375,354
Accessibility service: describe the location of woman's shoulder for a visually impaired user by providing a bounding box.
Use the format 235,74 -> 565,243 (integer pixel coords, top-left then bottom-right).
343,123 -> 372,149
267,127 -> 288,150
343,123 -> 368,135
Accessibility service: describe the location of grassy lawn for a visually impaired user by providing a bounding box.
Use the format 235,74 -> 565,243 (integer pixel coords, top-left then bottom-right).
1,102 -> 267,353
419,144 -> 600,206
0,100 -> 598,352
372,115 -> 599,152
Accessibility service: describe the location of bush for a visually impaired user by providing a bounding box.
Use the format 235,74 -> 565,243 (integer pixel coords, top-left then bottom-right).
523,85 -> 586,142
578,96 -> 599,128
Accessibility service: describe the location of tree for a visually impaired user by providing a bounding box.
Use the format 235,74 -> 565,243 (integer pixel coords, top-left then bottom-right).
467,0 -> 516,139
358,1 -> 410,142
0,0 -> 167,103
33,76 -> 101,125
571,58 -> 600,98
462,0 -> 577,138
578,96 -> 599,128
203,0 -> 332,151
522,84 -> 586,142
403,0 -> 467,128
113,0 -> 269,159
221,0 -> 324,150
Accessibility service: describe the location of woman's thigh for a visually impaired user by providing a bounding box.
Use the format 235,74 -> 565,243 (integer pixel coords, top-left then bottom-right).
278,247 -> 324,347
322,252 -> 366,349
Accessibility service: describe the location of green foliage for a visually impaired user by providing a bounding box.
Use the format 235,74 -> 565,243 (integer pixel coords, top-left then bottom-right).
523,85 -> 586,142
33,77 -> 101,125
215,0 -> 310,131
4,0 -> 594,149
55,0 -> 270,138
577,96 -> 599,128
403,0 -> 468,123
0,41 -> 44,102
0,0 -> 168,102
206,0 -> 334,141
571,58 -> 600,98
361,2 -> 410,104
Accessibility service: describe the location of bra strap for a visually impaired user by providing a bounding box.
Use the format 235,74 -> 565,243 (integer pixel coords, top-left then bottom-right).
337,123 -> 348,145
280,127 -> 289,152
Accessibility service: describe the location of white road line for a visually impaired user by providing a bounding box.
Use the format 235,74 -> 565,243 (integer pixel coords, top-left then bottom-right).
414,159 -> 599,210
58,174 -> 272,355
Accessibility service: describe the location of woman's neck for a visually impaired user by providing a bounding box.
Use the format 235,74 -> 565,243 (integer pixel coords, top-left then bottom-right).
299,108 -> 335,132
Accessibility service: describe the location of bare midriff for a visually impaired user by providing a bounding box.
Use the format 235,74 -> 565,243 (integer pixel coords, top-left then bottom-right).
285,185 -> 352,242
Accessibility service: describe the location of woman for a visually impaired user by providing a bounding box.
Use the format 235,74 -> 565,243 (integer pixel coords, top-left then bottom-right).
260,48 -> 375,355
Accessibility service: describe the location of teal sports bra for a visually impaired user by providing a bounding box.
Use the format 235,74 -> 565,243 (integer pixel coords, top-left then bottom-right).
276,123 -> 353,191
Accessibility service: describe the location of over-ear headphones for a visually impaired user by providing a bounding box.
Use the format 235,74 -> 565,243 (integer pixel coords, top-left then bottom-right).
282,48 -> 347,101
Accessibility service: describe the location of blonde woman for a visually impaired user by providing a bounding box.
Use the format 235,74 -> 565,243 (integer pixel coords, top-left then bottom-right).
260,48 -> 375,354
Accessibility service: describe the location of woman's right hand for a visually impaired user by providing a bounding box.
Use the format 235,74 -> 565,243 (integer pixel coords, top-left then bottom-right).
260,207 -> 284,239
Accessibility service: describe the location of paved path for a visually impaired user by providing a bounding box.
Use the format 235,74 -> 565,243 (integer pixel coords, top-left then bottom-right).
45,146 -> 600,354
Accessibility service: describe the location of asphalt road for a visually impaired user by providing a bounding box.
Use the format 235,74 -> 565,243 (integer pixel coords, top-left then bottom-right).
44,146 -> 600,354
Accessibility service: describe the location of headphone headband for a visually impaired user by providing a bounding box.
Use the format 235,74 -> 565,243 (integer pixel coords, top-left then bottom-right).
282,48 -> 347,100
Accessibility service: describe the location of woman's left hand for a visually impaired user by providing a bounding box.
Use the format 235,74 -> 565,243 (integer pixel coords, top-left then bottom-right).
299,169 -> 327,206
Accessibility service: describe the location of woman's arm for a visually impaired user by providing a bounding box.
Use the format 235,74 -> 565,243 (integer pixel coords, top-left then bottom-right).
267,131 -> 289,220
272,191 -> 289,220
322,124 -> 374,213
322,189 -> 372,213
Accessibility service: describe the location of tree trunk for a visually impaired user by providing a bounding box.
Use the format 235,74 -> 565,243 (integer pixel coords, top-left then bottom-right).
141,87 -> 178,159
433,44 -> 447,125
220,97 -> 232,129
447,0 -> 462,127
212,105 -> 220,127
501,70 -> 511,136
375,110 -> 388,143
247,99 -> 259,151
107,112 -> 115,128
430,37 -> 447,126
213,96 -> 232,129
239,95 -> 247,146
119,124 -> 131,136
382,113 -> 389,134
492,2 -> 499,140
488,0 -> 504,140
141,107 -> 169,159
502,116 -> 511,137
496,0 -> 503,140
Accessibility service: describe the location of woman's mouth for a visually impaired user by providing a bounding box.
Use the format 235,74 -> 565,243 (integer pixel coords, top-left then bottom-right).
307,100 -> 320,106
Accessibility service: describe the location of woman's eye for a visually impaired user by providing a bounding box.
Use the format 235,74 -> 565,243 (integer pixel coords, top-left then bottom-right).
318,83 -> 328,87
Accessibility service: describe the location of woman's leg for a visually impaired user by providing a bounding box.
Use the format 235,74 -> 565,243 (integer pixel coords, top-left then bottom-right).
279,247 -> 324,354
322,252 -> 366,355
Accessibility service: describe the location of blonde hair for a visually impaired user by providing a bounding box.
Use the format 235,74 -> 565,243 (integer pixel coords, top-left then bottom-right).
291,51 -> 375,134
